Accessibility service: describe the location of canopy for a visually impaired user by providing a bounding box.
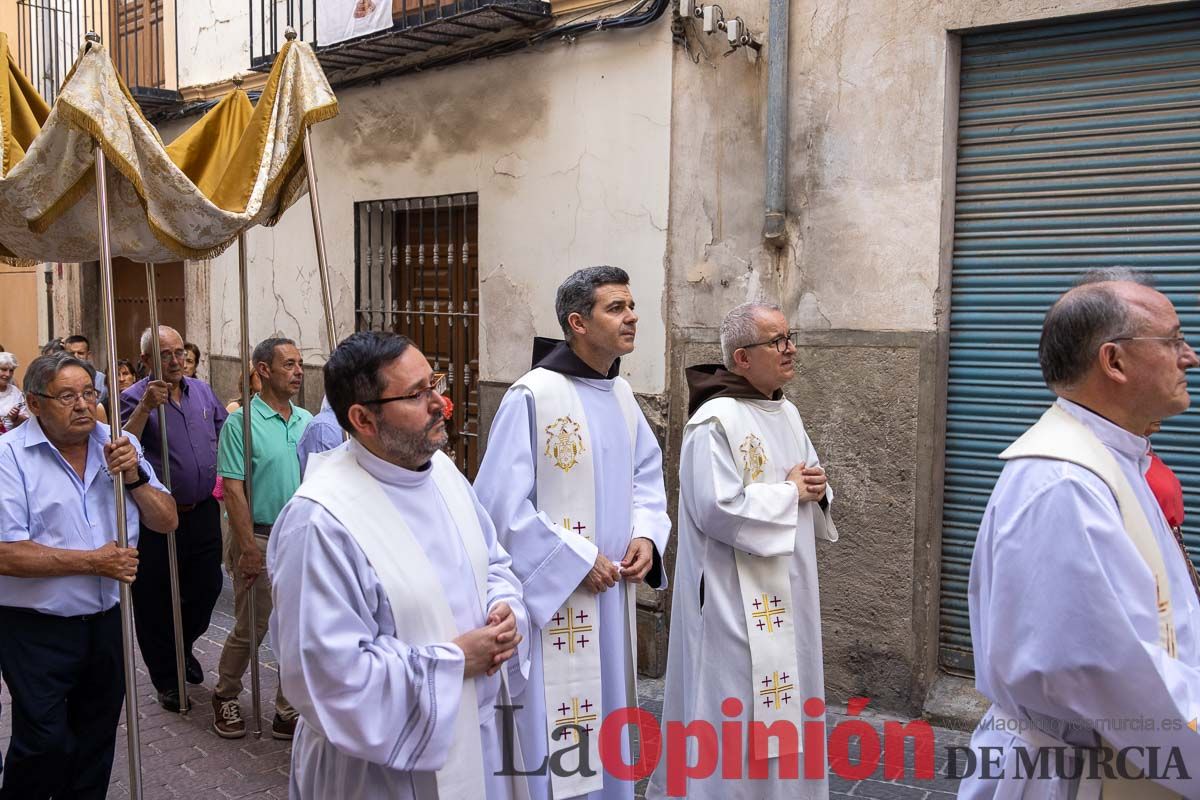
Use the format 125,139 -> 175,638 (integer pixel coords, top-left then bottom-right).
0,32 -> 338,264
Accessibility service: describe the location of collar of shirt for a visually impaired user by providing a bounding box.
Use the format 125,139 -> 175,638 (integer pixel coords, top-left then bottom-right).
251,393 -> 302,427
349,437 -> 433,488
20,414 -> 112,490
1056,397 -> 1150,466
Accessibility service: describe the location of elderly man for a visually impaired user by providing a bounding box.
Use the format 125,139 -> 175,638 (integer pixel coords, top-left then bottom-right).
649,302 -> 836,800
269,331 -> 529,798
122,326 -> 228,712
959,268 -> 1200,799
214,336 -> 311,739
0,353 -> 176,799
475,265 -> 671,800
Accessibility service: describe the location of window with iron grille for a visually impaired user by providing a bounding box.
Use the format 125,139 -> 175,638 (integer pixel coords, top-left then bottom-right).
355,194 -> 481,477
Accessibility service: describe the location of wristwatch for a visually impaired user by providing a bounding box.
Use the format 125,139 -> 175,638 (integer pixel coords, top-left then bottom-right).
125,466 -> 151,491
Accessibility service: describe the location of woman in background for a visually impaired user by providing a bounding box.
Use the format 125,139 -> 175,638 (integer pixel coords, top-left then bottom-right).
183,342 -> 202,379
0,352 -> 28,434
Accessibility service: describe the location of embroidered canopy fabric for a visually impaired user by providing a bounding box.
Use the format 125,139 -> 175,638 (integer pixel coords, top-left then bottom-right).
0,32 -> 338,264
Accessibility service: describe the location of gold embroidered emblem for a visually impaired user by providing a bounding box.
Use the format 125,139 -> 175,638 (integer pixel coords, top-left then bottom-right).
545,416 -> 586,473
740,433 -> 767,481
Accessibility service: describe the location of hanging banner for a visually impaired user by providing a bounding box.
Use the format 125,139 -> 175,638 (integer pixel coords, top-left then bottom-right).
317,0 -> 394,47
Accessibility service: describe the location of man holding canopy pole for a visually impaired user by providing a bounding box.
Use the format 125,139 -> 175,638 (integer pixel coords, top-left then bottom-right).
0,352 -> 176,798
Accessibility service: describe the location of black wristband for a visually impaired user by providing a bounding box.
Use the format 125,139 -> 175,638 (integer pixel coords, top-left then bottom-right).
125,466 -> 150,491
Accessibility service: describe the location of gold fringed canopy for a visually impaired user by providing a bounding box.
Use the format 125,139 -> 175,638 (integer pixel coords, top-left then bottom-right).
0,32 -> 338,264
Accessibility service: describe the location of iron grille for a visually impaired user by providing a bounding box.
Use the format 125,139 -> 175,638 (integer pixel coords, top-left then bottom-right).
355,194 -> 481,477
15,0 -> 181,112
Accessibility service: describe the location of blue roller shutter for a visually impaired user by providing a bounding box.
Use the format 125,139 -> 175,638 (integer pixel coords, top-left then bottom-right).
939,5 -> 1200,673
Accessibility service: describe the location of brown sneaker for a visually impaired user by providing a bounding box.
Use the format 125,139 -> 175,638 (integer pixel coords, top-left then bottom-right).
212,695 -> 246,739
271,713 -> 297,740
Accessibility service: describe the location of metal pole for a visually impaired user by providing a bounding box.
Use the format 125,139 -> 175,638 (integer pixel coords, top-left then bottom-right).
302,129 -> 337,354
94,142 -> 144,800
145,263 -> 189,714
237,232 -> 263,738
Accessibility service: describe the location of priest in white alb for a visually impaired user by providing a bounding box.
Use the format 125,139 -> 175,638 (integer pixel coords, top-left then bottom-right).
960,268 -> 1200,800
648,302 -> 836,800
267,331 -> 531,800
474,266 -> 671,799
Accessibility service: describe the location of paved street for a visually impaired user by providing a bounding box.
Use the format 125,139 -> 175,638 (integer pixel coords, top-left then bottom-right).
1,578 -> 970,798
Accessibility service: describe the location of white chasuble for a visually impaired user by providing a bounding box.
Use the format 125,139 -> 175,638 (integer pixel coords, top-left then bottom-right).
292,446 -> 497,799
649,394 -> 836,800
996,403 -> 1178,800
961,398 -> 1200,800
688,397 -> 833,758
513,367 -> 639,799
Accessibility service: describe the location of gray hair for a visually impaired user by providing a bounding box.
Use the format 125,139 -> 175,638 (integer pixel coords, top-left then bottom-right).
0,352 -> 16,370
252,337 -> 297,367
720,302 -> 781,369
554,266 -> 630,339
1039,267 -> 1156,389
139,325 -> 182,356
23,353 -> 96,396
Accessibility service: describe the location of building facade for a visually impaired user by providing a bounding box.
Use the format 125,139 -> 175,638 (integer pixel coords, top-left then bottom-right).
15,0 -> 1199,720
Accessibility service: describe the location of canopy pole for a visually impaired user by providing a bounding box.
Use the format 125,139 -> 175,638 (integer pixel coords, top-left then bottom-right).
94,143 -> 144,800
288,26 -> 337,353
237,231 -> 264,738
145,264 -> 189,714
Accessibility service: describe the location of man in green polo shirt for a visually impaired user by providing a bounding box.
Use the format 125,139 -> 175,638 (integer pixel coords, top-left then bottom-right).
213,336 -> 312,740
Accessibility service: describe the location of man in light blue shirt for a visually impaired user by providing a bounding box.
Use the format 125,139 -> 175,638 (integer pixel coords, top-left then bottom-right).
296,395 -> 342,477
0,353 -> 177,800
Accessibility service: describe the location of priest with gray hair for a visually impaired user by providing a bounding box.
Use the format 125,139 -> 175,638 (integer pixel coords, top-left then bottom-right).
649,301 -> 837,800
959,268 -> 1200,800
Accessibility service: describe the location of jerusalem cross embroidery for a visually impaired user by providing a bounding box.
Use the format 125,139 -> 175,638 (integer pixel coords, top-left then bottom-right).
548,606 -> 593,654
740,433 -> 768,481
554,697 -> 599,743
545,416 -> 586,472
562,517 -> 592,542
758,671 -> 795,710
750,592 -> 787,633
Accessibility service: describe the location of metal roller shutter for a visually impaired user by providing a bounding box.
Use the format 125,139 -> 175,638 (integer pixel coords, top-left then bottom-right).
939,5 -> 1200,673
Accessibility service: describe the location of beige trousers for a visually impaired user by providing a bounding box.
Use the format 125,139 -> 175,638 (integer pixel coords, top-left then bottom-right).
215,530 -> 294,718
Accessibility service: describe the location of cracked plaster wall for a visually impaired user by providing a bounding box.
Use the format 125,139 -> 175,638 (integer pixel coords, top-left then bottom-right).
175,22 -> 672,393
665,0 -> 1181,713
176,0 -> 256,89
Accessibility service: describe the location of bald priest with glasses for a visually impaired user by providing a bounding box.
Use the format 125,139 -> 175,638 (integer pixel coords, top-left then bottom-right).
0,352 -> 176,799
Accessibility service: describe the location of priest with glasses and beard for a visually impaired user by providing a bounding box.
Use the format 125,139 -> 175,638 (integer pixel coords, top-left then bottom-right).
268,331 -> 531,799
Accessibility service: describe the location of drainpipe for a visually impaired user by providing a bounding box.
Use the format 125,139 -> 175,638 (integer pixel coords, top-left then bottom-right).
763,0 -> 790,247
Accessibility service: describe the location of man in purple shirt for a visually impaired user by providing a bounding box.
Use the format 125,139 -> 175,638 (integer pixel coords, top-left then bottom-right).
122,326 -> 228,713
0,353 -> 176,799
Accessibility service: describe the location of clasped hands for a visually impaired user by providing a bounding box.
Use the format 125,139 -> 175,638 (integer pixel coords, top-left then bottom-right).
786,463 -> 827,503
580,537 -> 653,594
454,602 -> 523,678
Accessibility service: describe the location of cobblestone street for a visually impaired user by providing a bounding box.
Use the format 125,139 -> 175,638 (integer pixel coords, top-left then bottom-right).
1,578 -> 970,798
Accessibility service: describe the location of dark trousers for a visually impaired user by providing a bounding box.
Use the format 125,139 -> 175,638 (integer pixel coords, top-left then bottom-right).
131,496 -> 224,693
0,604 -> 124,800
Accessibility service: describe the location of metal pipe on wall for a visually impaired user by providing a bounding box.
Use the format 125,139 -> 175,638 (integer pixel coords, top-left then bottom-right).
93,141 -> 144,800
145,263 -> 190,715
763,0 -> 790,247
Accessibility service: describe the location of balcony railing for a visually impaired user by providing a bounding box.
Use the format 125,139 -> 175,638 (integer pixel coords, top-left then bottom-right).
250,0 -> 551,81
16,0 -> 182,114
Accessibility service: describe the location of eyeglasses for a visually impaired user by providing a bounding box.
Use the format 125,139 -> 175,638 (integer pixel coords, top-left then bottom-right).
741,332 -> 800,354
1107,335 -> 1194,354
34,389 -> 100,406
159,349 -> 187,363
361,373 -> 448,407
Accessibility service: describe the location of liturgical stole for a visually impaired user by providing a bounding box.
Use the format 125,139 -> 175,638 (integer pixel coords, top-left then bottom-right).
687,397 -> 827,761
297,447 -> 516,800
513,367 -> 640,799
1000,403 -> 1180,800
